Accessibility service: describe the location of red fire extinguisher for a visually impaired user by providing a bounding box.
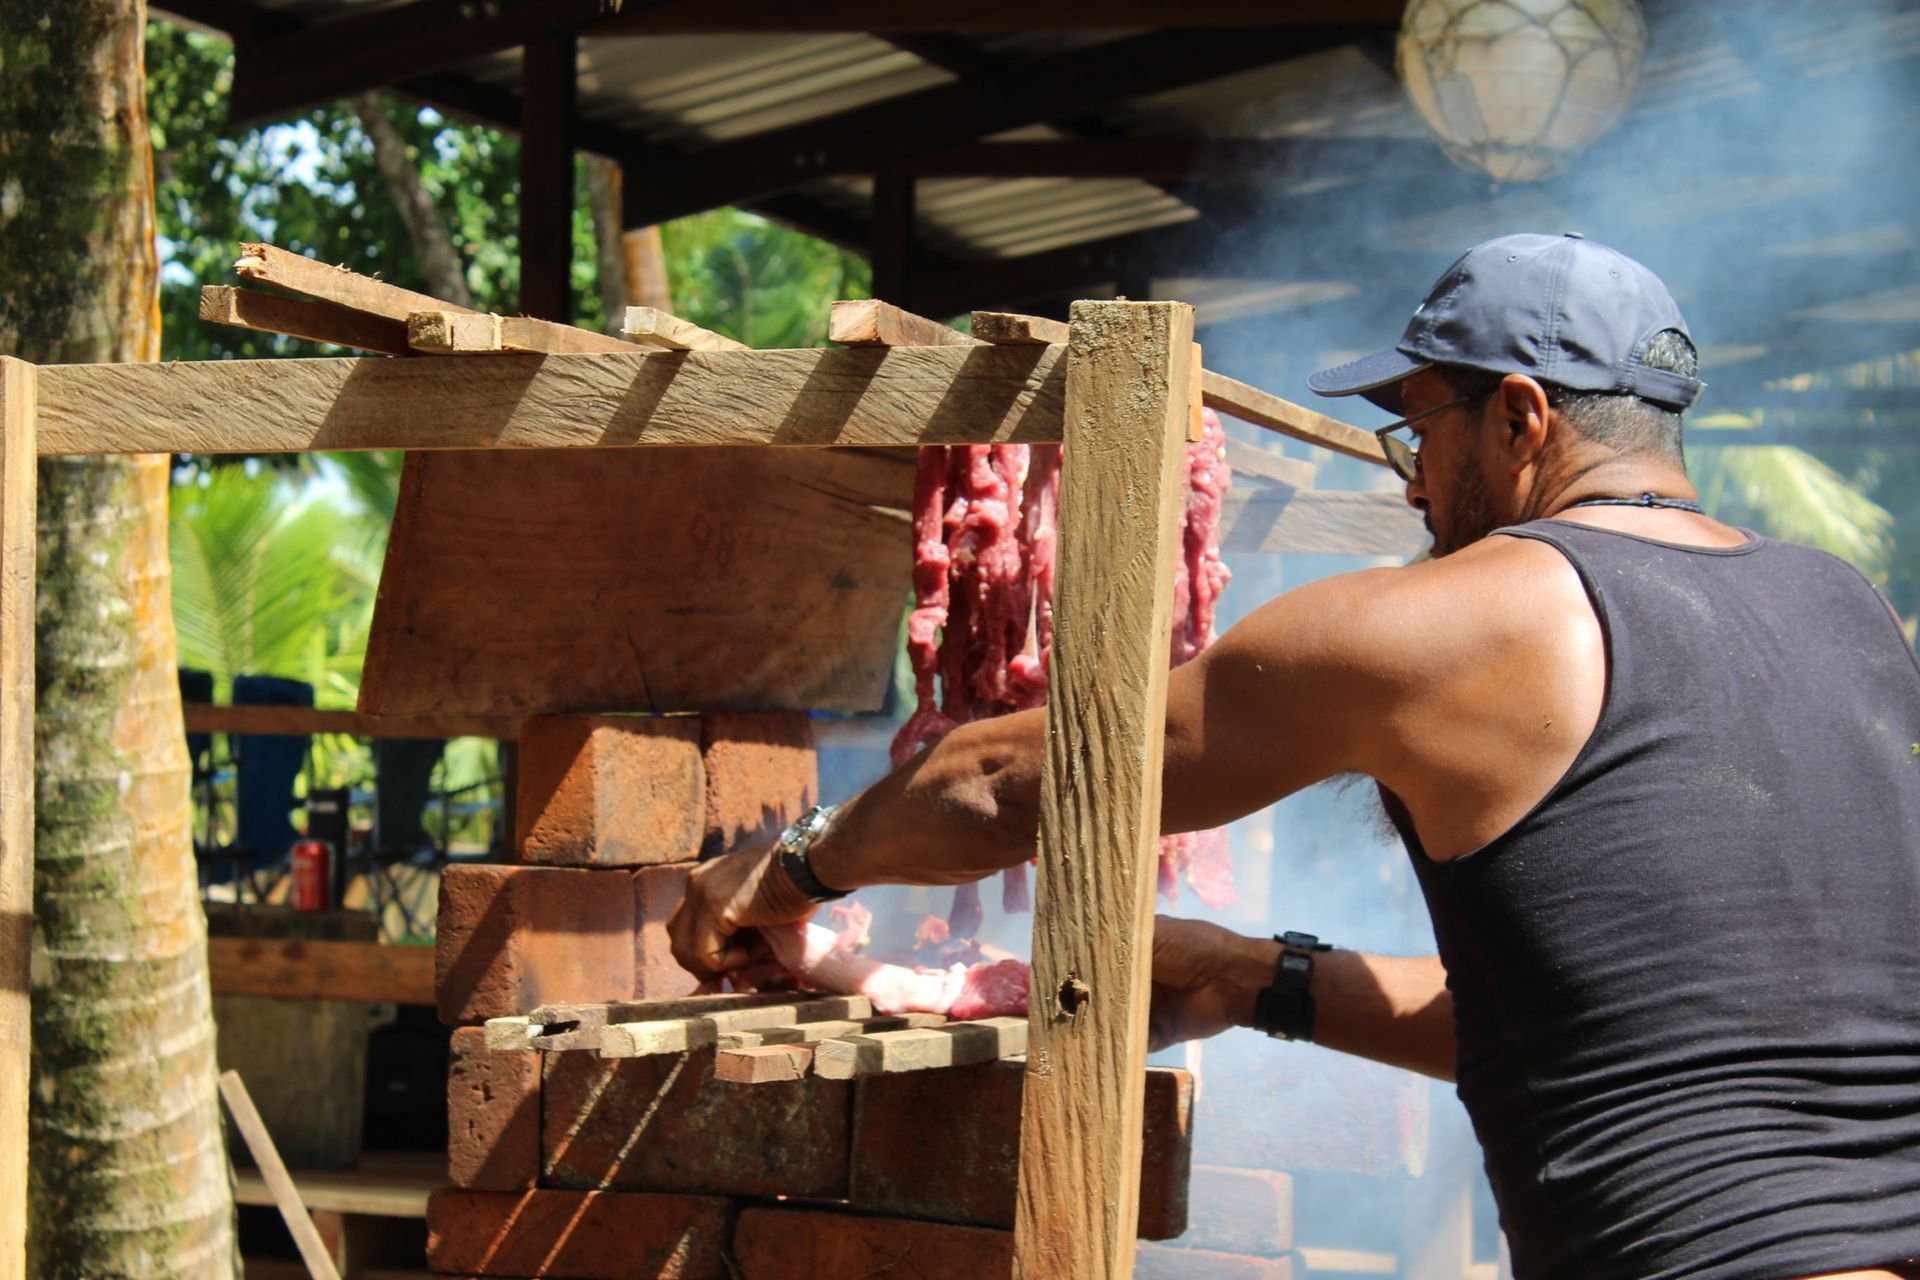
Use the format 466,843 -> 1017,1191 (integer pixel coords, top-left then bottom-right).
290,839 -> 332,911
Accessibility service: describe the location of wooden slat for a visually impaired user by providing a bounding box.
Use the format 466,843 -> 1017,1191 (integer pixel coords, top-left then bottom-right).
1223,439 -> 1317,491
231,1151 -> 441,1219
0,359 -> 33,1280
510,992 -> 808,1052
182,703 -> 519,740
1015,301 -> 1193,1280
1202,370 -> 1388,467
407,310 -> 638,356
830,299 -> 978,349
973,310 -> 1068,345
1218,490 -> 1427,557
622,306 -> 748,353
206,937 -> 435,1005
236,241 -> 474,321
34,346 -> 1067,455
713,1043 -> 815,1084
219,1070 -> 344,1280
716,1010 -> 947,1049
199,286 -> 411,355
599,996 -> 875,1058
813,1017 -> 1028,1080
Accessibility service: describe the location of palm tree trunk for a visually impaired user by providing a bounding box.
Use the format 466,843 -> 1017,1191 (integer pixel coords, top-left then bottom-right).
0,2 -> 237,1274
350,92 -> 474,309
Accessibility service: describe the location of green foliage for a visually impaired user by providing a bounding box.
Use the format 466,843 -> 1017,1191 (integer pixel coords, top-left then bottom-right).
665,208 -> 870,348
1692,444 -> 1897,579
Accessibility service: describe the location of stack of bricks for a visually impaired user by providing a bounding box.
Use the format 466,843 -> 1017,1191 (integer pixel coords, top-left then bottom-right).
432,711 -> 1199,1278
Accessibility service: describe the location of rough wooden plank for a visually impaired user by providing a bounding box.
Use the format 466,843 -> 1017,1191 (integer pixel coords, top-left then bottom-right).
1203,369 -> 1389,467
206,937 -> 435,1005
34,345 -> 1067,455
1015,301 -> 1193,1280
182,703 -> 520,740
407,310 -> 639,355
714,1042 -> 815,1084
621,306 -> 748,352
231,1151 -> 441,1219
972,310 -> 1067,345
814,1017 -> 1028,1080
356,445 -> 917,716
0,359 -> 32,1280
219,1070 -> 345,1280
716,1011 -> 947,1050
199,285 -> 412,355
1224,438 -> 1317,491
1189,343 -> 1206,442
516,991 -> 806,1052
483,1016 -> 540,1053
236,241 -> 473,321
600,996 -> 875,1058
830,299 -> 979,349
1218,489 -> 1427,557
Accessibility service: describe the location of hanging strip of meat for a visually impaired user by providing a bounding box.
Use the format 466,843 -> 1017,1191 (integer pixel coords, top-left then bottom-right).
891,447 -> 959,767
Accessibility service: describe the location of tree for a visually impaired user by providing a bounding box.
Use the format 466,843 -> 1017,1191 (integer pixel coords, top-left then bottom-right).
0,2 -> 237,1274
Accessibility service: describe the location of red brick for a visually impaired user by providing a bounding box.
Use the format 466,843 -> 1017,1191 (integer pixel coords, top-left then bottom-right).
516,715 -> 704,867
447,1028 -> 540,1190
732,1207 -> 1011,1280
541,1046 -> 850,1198
1134,1243 -> 1294,1280
437,864 -> 638,1024
1178,1166 -> 1294,1256
632,864 -> 697,1001
699,713 -> 816,855
426,1188 -> 731,1278
848,1060 -> 1191,1238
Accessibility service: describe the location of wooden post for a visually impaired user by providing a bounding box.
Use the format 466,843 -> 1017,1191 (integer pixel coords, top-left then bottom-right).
870,174 -> 915,308
519,33 -> 577,321
1014,301 -> 1194,1279
0,357 -> 36,1280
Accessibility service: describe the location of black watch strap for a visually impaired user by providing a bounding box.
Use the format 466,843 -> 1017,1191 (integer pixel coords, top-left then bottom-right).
778,846 -> 848,902
1251,931 -> 1331,1042
774,805 -> 849,903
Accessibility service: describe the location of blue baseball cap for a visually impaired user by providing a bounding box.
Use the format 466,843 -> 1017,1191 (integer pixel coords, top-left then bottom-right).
1308,233 -> 1705,415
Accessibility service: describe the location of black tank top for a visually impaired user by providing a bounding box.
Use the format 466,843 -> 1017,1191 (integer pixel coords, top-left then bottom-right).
1387,519 -> 1920,1280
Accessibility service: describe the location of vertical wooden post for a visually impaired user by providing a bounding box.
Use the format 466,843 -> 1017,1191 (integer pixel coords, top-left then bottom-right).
870,174 -> 916,308
519,33 -> 578,321
0,358 -> 38,1280
1014,301 -> 1194,1279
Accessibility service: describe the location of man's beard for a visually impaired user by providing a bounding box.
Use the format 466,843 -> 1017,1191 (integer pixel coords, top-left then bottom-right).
1425,453 -> 1502,557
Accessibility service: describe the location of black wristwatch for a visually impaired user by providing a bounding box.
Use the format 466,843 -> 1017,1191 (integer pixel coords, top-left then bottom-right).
774,804 -> 850,903
1251,931 -> 1332,1042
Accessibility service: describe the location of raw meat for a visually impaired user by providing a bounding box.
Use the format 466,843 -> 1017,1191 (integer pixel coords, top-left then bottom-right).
761,901 -> 1030,1019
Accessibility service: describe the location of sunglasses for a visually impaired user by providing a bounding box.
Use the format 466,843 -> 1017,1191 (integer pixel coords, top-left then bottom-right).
1373,390 -> 1494,483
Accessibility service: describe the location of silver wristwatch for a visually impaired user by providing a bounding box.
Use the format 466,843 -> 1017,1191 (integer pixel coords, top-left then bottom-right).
774,804 -> 848,902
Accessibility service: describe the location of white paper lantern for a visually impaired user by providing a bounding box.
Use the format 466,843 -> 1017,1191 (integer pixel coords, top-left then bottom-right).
1397,0 -> 1648,183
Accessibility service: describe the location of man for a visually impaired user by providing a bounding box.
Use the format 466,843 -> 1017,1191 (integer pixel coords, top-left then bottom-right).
670,233 -> 1920,1280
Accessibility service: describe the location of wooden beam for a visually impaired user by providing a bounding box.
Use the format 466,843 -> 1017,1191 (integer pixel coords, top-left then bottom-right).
829,299 -> 977,349
972,311 -> 1066,345
34,346 -> 1069,455
1203,371 -> 1389,468
206,937 -> 436,1005
218,1071 -> 345,1280
812,1017 -> 1028,1079
518,33 -> 576,322
405,311 -> 637,355
227,1 -> 1401,122
1015,301 -> 1193,1280
236,242 -> 476,321
621,307 -> 748,353
199,286 -> 412,355
497,991 -> 807,1052
714,1042 -> 815,1084
181,703 -> 519,740
1218,490 -> 1426,557
621,29 -> 1373,228
870,174 -> 916,307
0,358 -> 34,1280
1223,438 -> 1316,491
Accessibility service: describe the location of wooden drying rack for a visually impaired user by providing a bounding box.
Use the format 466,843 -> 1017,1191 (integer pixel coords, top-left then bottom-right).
0,242 -> 1392,1280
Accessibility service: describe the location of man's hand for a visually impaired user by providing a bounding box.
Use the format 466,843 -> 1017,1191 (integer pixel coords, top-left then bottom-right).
1148,916 -> 1279,1052
668,842 -> 818,981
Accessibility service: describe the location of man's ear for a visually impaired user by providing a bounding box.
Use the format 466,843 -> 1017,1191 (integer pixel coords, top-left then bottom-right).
1497,374 -> 1551,468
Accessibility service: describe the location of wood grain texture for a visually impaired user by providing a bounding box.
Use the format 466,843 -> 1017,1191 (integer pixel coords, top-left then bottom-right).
182,703 -> 519,740
34,345 -> 1067,455
1014,301 -> 1194,1280
622,305 -> 748,352
0,360 -> 32,1280
600,995 -> 875,1057
218,1070 -> 344,1280
357,446 -> 916,716
972,310 -> 1068,345
812,1017 -> 1027,1079
206,938 -> 435,1005
1202,369 -> 1388,467
407,310 -> 639,355
1223,438 -> 1317,491
236,241 -> 472,321
199,286 -> 411,355
830,299 -> 979,348
1218,489 -> 1427,557
230,1151 -> 441,1219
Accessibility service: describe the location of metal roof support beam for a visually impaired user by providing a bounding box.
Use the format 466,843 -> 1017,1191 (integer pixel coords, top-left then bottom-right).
886,138 -> 1440,181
